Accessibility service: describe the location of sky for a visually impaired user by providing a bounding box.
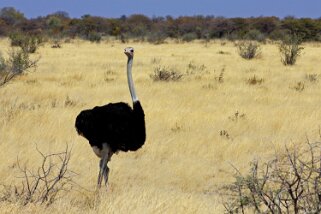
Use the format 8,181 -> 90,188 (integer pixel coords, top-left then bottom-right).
0,0 -> 320,19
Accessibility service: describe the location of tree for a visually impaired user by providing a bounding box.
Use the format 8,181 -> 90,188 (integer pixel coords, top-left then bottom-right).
0,7 -> 25,25
0,18 -> 9,36
230,18 -> 250,38
46,16 -> 64,35
52,11 -> 70,19
252,16 -> 279,34
125,14 -> 152,38
209,17 -> 235,38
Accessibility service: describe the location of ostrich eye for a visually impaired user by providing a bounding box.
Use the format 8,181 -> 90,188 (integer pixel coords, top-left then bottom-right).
130,49 -> 134,53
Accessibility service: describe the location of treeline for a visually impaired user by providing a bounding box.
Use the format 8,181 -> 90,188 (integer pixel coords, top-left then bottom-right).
1,7 -> 321,43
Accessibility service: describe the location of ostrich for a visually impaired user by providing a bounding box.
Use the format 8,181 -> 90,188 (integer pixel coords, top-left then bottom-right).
75,47 -> 146,188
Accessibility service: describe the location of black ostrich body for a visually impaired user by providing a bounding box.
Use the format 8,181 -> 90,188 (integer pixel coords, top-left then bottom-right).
75,47 -> 146,188
75,101 -> 145,152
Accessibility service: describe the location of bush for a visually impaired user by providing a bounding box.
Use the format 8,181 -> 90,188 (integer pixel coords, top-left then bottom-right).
9,32 -> 25,46
8,49 -> 37,74
269,29 -> 289,41
237,41 -> 261,59
150,66 -> 183,81
51,40 -> 62,48
21,36 -> 41,53
305,74 -> 318,83
0,49 -> 39,86
9,32 -> 43,53
87,32 -> 102,43
186,61 -> 207,75
279,35 -> 304,66
244,29 -> 266,42
182,32 -> 198,42
222,141 -> 321,214
0,146 -> 76,206
247,75 -> 264,85
292,81 -> 305,92
147,31 -> 167,44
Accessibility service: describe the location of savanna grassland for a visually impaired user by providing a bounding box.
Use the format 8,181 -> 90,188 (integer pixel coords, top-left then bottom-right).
1,38 -> 321,213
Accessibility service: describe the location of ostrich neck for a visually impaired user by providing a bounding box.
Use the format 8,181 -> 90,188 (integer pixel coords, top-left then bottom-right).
127,57 -> 138,103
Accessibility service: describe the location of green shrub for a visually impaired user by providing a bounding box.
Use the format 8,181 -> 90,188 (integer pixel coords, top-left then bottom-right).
147,31 -> 167,44
8,49 -> 32,73
0,49 -> 39,86
87,32 -> 102,43
244,29 -> 266,42
9,32 -> 43,53
22,36 -> 41,53
182,32 -> 198,42
9,32 -> 25,46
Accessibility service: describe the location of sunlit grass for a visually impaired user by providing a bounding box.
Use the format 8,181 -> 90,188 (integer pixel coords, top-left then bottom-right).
1,39 -> 321,213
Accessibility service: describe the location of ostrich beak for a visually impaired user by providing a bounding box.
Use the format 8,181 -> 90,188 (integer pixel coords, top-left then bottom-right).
124,47 -> 134,57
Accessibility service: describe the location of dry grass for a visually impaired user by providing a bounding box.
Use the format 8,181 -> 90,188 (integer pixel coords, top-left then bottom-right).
1,38 -> 321,213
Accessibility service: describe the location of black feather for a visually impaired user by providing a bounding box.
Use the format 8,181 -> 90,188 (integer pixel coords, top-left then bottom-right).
75,101 -> 146,152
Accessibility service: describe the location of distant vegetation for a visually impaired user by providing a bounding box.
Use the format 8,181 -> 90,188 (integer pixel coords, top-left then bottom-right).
1,7 -> 321,43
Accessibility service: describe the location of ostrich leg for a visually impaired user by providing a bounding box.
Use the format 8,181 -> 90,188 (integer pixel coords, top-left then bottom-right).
97,158 -> 105,188
103,162 -> 110,186
97,149 -> 113,188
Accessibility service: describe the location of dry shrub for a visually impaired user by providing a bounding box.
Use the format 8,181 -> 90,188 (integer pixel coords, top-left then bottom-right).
279,35 -> 304,66
0,146 -> 77,206
228,111 -> 246,122
237,41 -> 261,59
150,66 -> 183,81
186,61 -> 207,75
217,50 -> 230,55
305,74 -> 318,83
292,81 -> 305,92
222,141 -> 321,214
51,39 -> 62,48
247,75 -> 264,85
215,67 -> 225,83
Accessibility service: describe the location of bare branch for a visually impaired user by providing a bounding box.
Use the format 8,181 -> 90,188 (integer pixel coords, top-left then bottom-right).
1,145 -> 77,206
222,142 -> 321,213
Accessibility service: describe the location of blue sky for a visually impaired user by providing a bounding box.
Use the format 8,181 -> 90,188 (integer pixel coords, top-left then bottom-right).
0,0 -> 320,19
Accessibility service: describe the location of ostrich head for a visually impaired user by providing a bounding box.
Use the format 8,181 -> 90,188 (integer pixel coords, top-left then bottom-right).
124,47 -> 134,58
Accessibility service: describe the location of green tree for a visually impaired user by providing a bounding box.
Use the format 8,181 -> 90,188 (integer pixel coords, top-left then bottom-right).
0,7 -> 25,25
46,16 -> 63,35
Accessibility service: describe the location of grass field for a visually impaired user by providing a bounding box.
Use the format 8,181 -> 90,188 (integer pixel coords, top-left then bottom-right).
1,38 -> 321,213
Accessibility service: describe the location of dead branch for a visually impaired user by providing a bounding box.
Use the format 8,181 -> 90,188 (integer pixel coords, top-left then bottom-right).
221,141 -> 321,213
0,145 -> 77,206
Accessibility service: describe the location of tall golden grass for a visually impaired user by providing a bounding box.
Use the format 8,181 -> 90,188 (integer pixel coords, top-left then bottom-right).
1,38 -> 321,213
